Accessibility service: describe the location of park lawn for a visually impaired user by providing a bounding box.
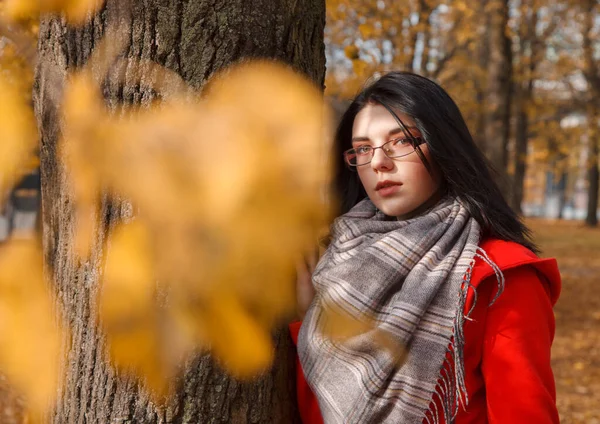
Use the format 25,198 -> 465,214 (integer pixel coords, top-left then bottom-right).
527,218 -> 600,424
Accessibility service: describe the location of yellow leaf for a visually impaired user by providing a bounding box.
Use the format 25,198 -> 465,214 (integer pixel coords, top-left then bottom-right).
100,221 -> 166,393
320,301 -> 407,366
205,294 -> 274,379
0,76 -> 37,202
58,59 -> 334,395
5,0 -> 105,25
352,59 -> 369,77
344,44 -> 360,60
358,23 -> 373,38
0,240 -> 64,416
60,73 -> 110,257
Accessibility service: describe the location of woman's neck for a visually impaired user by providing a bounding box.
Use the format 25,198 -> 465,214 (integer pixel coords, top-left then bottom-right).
396,185 -> 448,221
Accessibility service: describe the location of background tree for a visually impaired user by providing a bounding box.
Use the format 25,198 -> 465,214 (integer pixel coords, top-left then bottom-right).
33,0 -> 325,422
510,0 -> 561,213
581,0 -> 600,227
483,0 -> 512,194
323,0 -> 598,222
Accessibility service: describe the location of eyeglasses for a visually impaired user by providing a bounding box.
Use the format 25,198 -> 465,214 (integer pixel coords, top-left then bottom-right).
344,136 -> 425,167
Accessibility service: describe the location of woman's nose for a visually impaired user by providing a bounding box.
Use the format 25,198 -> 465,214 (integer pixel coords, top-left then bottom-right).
370,147 -> 393,172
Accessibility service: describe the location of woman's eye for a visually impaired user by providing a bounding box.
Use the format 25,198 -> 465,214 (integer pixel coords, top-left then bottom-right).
356,146 -> 372,155
392,138 -> 409,145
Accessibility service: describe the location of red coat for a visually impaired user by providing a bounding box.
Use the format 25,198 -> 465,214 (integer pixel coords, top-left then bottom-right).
289,239 -> 561,424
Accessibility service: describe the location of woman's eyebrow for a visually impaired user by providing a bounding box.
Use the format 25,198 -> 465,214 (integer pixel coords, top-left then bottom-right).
351,126 -> 419,142
389,126 -> 418,136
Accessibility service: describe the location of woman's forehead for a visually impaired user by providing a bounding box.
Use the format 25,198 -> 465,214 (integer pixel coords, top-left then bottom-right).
352,104 -> 417,138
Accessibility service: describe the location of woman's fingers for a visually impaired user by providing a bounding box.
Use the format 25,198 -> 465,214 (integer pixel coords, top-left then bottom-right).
306,247 -> 318,273
295,250 -> 318,320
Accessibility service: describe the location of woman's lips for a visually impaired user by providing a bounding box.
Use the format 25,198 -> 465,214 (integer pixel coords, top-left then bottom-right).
377,184 -> 401,197
375,181 -> 402,197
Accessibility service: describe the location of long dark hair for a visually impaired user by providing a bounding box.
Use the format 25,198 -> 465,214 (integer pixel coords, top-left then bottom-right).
333,71 -> 538,253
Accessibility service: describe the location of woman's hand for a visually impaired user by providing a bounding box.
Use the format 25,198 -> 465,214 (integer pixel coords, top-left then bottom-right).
295,248 -> 319,320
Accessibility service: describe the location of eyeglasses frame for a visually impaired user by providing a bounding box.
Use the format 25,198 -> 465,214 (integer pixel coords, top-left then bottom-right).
344,136 -> 425,167
344,101 -> 434,176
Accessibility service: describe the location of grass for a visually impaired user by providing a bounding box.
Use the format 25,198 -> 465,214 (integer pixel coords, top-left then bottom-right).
527,219 -> 600,423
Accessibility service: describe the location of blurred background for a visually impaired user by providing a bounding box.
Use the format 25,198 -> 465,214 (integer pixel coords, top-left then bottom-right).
1,0 -> 599,423
323,0 -> 599,227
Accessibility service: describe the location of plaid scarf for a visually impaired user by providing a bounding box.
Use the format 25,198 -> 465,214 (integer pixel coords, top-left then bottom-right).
297,196 -> 503,423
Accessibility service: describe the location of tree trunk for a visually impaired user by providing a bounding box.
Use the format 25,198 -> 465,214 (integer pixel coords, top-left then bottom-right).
557,171 -> 568,220
510,0 -> 539,215
405,17 -> 419,71
512,93 -> 527,214
484,0 -> 512,197
473,0 -> 490,151
583,0 -> 599,227
33,0 -> 325,422
414,0 -> 432,74
586,135 -> 599,227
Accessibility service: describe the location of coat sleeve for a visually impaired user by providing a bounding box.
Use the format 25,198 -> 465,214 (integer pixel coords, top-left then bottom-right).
481,265 -> 559,424
289,321 -> 324,424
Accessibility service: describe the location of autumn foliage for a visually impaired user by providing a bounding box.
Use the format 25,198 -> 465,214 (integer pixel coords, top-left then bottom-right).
1,0 -> 599,422
0,0 -> 334,417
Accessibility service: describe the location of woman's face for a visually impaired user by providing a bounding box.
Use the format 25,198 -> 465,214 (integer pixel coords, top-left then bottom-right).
351,103 -> 442,218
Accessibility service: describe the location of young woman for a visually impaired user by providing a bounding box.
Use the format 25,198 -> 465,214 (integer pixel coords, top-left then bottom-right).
289,72 -> 561,424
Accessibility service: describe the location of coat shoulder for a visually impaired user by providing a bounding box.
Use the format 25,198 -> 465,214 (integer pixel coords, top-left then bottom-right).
471,238 -> 561,305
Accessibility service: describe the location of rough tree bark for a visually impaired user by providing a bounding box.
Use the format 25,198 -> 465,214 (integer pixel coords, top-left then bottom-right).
511,1 -> 559,214
511,1 -> 537,214
512,93 -> 528,215
484,0 -> 512,197
473,0 -> 490,152
585,102 -> 599,227
583,0 -> 599,227
33,0 -> 325,422
586,136 -> 599,227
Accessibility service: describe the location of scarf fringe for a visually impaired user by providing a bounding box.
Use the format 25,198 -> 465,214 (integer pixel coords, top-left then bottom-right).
424,246 -> 505,424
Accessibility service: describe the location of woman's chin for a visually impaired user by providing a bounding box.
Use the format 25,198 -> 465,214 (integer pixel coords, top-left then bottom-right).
377,202 -> 414,218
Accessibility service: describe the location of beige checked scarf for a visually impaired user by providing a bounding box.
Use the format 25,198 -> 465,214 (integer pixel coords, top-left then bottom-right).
297,196 -> 504,423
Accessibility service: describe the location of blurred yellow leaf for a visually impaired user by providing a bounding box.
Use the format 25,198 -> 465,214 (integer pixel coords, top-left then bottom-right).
205,294 -> 274,378
352,59 -> 368,77
358,23 -> 373,38
455,0 -> 469,12
0,240 -> 64,416
320,301 -> 407,366
344,44 -> 360,60
60,72 -> 115,257
61,59 -> 334,393
5,0 -> 104,25
0,76 -> 37,201
100,220 -> 170,396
